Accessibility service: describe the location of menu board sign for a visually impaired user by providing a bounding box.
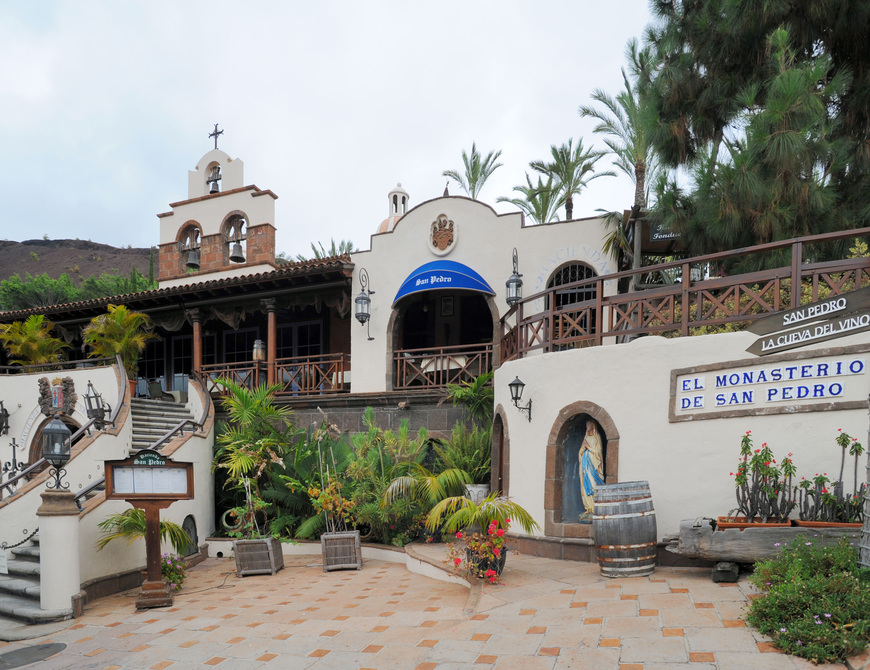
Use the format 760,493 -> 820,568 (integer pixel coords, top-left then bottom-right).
105,450 -> 193,501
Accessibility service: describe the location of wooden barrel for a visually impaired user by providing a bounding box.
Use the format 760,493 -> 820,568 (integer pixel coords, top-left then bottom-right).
593,481 -> 657,578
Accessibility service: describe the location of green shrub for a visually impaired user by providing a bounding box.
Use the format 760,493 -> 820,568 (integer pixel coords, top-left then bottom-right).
436,423 -> 492,485
746,537 -> 870,663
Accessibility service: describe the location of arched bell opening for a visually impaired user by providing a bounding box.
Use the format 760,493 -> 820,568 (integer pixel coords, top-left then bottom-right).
390,289 -> 497,390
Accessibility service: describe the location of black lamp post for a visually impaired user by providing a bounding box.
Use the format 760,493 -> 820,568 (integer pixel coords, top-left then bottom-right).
508,376 -> 532,422
506,247 -> 523,307
42,414 -> 71,490
355,268 -> 375,341
84,380 -> 111,429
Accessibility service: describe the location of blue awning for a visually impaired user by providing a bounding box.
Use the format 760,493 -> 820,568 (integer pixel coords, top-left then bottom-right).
393,260 -> 495,306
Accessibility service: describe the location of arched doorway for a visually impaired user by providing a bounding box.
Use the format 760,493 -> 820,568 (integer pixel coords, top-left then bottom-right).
492,411 -> 509,496
391,289 -> 497,389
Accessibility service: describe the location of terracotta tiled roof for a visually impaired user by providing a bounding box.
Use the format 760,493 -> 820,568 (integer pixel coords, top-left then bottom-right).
0,254 -> 353,323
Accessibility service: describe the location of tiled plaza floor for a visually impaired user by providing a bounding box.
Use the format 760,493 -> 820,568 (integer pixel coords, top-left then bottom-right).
0,544 -> 860,669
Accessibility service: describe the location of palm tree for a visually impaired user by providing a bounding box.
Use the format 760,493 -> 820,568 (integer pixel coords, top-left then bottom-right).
81,305 -> 154,380
580,40 -> 660,269
295,238 -> 355,262
497,174 -> 566,226
530,139 -> 612,220
0,314 -> 68,365
443,142 -> 503,200
579,40 -> 659,212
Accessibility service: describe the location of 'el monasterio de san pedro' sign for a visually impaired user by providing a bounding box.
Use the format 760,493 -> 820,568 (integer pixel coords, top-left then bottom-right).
670,288 -> 870,422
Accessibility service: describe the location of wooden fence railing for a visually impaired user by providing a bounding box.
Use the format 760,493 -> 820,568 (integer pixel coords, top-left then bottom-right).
500,228 -> 870,362
202,353 -> 350,397
394,343 -> 492,390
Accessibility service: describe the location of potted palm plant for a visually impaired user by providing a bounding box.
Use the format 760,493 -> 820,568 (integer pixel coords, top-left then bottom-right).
82,304 -> 154,396
426,492 -> 540,583
437,422 -> 492,502
213,379 -> 294,576
0,314 -> 68,366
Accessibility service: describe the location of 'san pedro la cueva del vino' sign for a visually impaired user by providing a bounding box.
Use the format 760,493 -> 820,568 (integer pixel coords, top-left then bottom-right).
746,286 -> 870,356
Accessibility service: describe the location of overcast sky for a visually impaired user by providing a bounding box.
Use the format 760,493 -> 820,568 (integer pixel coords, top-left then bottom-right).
1,1 -> 653,259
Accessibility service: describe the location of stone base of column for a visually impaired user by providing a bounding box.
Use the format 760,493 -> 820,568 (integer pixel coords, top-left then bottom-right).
135,580 -> 173,609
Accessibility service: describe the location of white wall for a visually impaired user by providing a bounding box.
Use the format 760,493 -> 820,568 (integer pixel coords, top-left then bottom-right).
350,196 -> 617,393
495,329 -> 870,542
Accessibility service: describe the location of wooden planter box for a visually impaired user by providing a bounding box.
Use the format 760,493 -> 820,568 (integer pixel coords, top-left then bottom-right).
233,537 -> 284,577
321,531 -> 362,572
666,517 -> 862,563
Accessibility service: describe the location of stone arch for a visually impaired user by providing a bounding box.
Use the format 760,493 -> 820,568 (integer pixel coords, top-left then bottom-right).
220,210 -> 248,264
26,414 -> 82,475
176,221 -> 202,274
544,400 -> 619,539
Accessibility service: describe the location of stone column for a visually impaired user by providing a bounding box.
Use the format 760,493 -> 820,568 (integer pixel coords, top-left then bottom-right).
262,299 -> 277,386
36,491 -> 81,612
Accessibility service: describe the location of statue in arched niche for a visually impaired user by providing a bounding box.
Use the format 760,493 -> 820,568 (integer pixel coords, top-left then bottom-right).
577,419 -> 604,522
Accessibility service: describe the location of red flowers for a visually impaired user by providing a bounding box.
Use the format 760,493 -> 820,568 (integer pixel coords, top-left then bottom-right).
454,557 -> 461,566
496,528 -> 505,537
456,531 -> 463,539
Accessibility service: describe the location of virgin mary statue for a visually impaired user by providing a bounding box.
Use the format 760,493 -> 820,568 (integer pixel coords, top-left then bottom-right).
578,420 -> 604,521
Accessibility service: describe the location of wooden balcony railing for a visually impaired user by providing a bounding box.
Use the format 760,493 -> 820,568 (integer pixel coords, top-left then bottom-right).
500,227 -> 870,362
202,353 -> 350,397
274,353 -> 349,397
394,343 -> 492,390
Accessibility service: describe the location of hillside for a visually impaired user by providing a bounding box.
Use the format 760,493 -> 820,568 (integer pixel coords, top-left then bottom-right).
0,239 -> 156,284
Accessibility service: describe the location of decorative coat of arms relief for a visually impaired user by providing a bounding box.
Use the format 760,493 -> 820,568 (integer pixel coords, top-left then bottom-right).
431,214 -> 455,252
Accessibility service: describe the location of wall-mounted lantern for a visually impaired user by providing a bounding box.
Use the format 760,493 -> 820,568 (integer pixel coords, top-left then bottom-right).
42,414 -> 71,489
355,268 -> 375,341
83,380 -> 111,429
506,247 -> 523,307
0,400 -> 8,436
508,376 -> 532,422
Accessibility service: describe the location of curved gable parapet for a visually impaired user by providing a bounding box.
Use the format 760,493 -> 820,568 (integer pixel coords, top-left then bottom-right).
188,150 -> 245,198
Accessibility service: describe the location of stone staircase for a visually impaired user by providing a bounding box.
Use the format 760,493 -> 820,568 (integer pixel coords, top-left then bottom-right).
131,397 -> 197,452
0,398 -> 198,639
0,535 -> 73,637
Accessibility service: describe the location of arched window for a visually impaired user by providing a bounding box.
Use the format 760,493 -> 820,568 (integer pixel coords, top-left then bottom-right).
547,262 -> 597,308
546,263 -> 598,348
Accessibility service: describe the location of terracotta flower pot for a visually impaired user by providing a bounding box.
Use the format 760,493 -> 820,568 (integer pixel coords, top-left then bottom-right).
716,516 -> 792,530
793,519 -> 861,528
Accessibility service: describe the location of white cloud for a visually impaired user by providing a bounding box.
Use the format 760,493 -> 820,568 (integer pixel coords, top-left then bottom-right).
0,1 -> 651,259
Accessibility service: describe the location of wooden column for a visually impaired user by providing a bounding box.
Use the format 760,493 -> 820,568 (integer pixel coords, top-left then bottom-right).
187,309 -> 203,374
262,299 -> 277,386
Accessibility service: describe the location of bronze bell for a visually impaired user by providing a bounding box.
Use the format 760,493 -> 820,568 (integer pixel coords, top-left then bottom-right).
186,249 -> 200,270
209,180 -> 220,194
229,242 -> 245,263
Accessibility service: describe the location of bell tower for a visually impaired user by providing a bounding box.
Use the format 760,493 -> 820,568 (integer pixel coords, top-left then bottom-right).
156,126 -> 278,288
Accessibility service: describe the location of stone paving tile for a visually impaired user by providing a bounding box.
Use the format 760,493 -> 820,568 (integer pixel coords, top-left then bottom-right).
619,636 -> 690,664
5,549 -> 864,670
685,626 -> 763,653
601,615 -> 662,638
659,608 -> 725,628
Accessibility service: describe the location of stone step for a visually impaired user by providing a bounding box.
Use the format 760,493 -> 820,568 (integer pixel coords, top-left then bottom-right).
0,594 -> 71,625
0,575 -> 39,599
9,546 -> 39,562
4,561 -> 39,578
131,399 -> 186,409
